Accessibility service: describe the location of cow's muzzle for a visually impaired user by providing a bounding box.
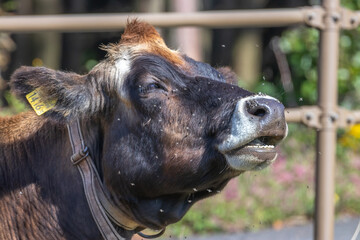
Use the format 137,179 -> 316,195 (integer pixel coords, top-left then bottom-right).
217,95 -> 287,171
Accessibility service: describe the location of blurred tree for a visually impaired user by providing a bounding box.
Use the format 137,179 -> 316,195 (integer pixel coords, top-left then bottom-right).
170,0 -> 202,61
266,0 -> 360,109
203,0 -> 309,93
0,33 -> 16,108
33,0 -> 62,69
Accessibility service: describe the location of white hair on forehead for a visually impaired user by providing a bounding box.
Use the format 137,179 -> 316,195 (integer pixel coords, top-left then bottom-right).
91,51 -> 132,98
114,55 -> 131,96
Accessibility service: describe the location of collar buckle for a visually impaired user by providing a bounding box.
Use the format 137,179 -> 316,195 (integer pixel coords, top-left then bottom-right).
71,146 -> 89,165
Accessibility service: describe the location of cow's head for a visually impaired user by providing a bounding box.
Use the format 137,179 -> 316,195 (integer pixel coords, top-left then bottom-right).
10,20 -> 287,231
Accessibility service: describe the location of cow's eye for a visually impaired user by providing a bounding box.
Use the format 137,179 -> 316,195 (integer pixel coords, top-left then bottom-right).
139,82 -> 164,94
146,83 -> 161,91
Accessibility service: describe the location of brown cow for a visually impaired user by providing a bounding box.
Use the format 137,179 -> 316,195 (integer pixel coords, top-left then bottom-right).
0,20 -> 287,240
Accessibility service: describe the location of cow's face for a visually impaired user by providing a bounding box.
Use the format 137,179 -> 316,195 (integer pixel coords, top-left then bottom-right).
10,21 -> 287,230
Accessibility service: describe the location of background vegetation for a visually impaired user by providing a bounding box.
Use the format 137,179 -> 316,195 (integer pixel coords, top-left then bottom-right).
1,0 -> 360,238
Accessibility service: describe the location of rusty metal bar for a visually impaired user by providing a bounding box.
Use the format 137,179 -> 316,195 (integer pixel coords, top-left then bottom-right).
285,107 -> 322,129
314,0 -> 340,239
285,107 -> 360,127
285,108 -> 303,123
0,9 -> 306,32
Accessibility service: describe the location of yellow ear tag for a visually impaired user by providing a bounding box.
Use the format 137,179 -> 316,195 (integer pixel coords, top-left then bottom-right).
26,88 -> 57,116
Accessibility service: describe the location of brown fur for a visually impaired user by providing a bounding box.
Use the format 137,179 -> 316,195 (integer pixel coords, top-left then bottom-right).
217,67 -> 239,85
0,184 -> 64,240
0,113 -> 104,239
102,19 -> 185,67
0,112 -> 46,144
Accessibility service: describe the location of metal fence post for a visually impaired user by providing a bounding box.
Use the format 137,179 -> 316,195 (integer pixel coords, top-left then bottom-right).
315,0 -> 340,239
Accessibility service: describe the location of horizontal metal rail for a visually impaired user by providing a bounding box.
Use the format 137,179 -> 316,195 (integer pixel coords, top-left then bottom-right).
285,107 -> 360,126
0,9 -> 306,32
285,105 -> 360,124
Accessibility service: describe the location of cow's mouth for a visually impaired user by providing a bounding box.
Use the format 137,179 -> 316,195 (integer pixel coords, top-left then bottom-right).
229,137 -> 278,159
221,135 -> 284,171
216,95 -> 287,171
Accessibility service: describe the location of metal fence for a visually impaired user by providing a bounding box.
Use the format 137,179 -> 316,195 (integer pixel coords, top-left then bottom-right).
1,0 -> 358,239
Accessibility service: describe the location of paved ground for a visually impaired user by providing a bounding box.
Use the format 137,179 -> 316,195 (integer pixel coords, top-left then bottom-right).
160,217 -> 360,240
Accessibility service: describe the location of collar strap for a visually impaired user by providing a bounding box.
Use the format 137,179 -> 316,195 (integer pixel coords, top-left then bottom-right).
67,120 -> 138,240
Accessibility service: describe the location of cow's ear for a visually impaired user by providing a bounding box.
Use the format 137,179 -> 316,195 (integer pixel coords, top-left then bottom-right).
10,66 -> 93,122
217,67 -> 239,85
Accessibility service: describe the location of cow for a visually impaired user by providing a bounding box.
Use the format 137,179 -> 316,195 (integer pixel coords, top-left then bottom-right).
0,20 -> 287,240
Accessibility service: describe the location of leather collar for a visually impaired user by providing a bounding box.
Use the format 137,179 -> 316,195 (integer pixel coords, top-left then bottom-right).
67,120 -> 138,240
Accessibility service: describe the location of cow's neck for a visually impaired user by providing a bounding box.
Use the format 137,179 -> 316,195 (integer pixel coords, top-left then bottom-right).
72,118 -> 144,239
0,112 -> 110,239
0,111 -> 67,189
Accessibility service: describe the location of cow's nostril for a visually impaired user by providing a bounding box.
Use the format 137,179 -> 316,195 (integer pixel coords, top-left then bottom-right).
251,108 -> 267,117
246,100 -> 269,118
243,97 -> 285,127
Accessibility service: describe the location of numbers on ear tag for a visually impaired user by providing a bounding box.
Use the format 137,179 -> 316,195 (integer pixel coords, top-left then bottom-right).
26,88 -> 57,116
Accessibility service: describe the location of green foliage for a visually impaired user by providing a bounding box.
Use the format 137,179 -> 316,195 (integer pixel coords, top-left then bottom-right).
1,0 -> 17,12
0,90 -> 27,116
255,1 -> 360,109
342,0 -> 360,10
276,27 -> 319,105
85,59 -> 99,71
253,81 -> 283,101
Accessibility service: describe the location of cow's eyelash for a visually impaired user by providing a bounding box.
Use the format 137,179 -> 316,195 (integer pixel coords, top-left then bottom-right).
145,83 -> 161,91
138,82 -> 166,93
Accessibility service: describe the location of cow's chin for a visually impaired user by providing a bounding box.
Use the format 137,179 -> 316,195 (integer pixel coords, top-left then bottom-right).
223,141 -> 278,171
129,179 -> 231,230
224,140 -> 277,171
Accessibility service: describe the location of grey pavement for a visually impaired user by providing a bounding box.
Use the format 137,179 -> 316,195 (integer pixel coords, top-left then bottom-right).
163,217 -> 360,240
